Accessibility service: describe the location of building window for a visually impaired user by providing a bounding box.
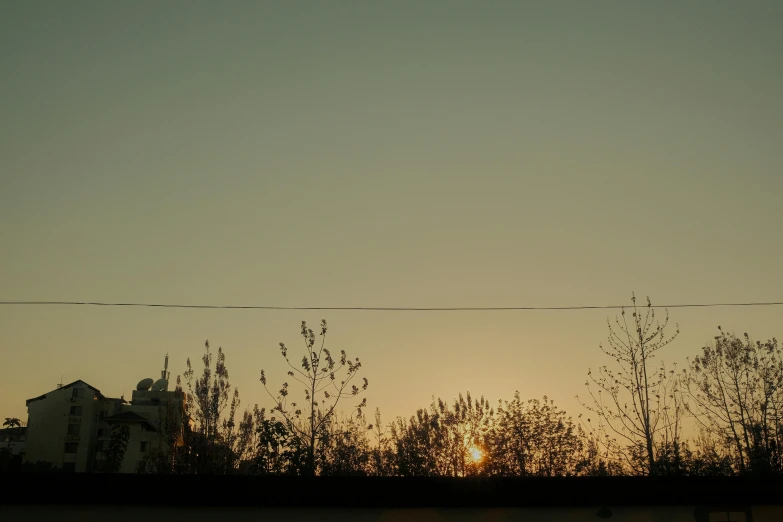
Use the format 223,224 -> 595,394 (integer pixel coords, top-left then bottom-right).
67,423 -> 80,436
69,406 -> 82,416
99,410 -> 106,420
72,388 -> 84,399
97,440 -> 107,451
136,460 -> 147,473
98,428 -> 108,438
64,443 -> 78,453
140,441 -> 148,452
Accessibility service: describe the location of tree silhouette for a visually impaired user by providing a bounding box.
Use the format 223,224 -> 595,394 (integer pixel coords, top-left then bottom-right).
436,392 -> 494,477
487,394 -> 585,477
181,340 -> 244,473
3,417 -> 22,450
250,406 -> 306,475
260,320 -> 368,476
389,406 -> 444,476
2,418 -> 21,429
105,424 -> 130,473
389,392 -> 493,477
685,328 -> 782,474
579,293 -> 681,475
317,413 -> 373,476
369,408 -> 395,476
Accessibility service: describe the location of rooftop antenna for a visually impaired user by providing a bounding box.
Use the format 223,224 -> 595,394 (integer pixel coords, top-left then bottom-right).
56,375 -> 63,389
161,353 -> 170,391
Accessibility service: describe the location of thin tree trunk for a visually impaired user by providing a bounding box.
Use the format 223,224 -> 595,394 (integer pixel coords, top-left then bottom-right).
639,330 -> 656,476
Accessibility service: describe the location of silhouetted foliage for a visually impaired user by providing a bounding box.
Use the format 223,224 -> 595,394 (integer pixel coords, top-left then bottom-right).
487,394 -> 586,477
0,448 -> 21,474
685,328 -> 783,475
10,310 -> 779,478
579,294 -> 682,476
179,341 -> 253,474
2,417 -> 22,451
389,393 -> 488,477
388,392 -> 494,477
579,433 -> 625,476
2,418 -> 21,430
105,424 -> 130,473
389,405 -> 444,476
317,414 -> 373,476
0,451 -> 59,475
260,320 -> 368,476
648,433 -> 734,477
369,408 -> 395,476
247,406 -> 307,475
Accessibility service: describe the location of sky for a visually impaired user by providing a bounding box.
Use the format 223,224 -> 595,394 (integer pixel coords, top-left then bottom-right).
1,1 -> 782,425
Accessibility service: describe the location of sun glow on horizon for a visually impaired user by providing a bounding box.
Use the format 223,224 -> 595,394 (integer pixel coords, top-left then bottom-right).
469,447 -> 483,463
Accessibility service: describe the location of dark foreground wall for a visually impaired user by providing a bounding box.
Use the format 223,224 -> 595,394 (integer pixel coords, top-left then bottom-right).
1,506 -> 782,522
2,475 -> 782,507
1,476 -> 782,521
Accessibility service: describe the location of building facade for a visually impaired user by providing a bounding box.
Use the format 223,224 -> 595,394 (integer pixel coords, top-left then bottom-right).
24,380 -> 125,472
104,384 -> 186,473
23,357 -> 185,473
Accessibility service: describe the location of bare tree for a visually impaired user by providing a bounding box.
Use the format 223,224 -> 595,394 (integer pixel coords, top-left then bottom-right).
578,293 -> 681,475
260,320 -> 368,476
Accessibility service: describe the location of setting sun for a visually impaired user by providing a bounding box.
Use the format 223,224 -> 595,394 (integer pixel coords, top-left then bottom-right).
469,447 -> 483,463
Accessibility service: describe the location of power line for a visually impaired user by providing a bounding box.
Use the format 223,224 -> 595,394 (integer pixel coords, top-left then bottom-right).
1,300 -> 782,311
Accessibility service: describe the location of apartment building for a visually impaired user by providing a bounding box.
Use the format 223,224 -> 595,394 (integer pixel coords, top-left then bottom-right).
23,356 -> 185,473
24,380 -> 125,472
103,375 -> 186,472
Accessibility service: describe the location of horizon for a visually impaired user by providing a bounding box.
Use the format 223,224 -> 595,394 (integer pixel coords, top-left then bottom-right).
3,303 -> 780,427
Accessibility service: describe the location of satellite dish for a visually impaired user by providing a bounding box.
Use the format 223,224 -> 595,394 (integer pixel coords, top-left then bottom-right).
136,378 -> 154,391
151,378 -> 168,392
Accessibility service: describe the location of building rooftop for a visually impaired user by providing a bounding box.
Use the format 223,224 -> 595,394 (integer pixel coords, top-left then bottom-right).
26,380 -> 104,405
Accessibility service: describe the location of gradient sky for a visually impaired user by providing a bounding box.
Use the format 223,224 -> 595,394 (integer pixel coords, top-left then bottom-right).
1,1 -> 782,424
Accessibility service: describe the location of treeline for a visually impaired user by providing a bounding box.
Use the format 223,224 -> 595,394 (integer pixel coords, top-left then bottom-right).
139,295 -> 781,478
